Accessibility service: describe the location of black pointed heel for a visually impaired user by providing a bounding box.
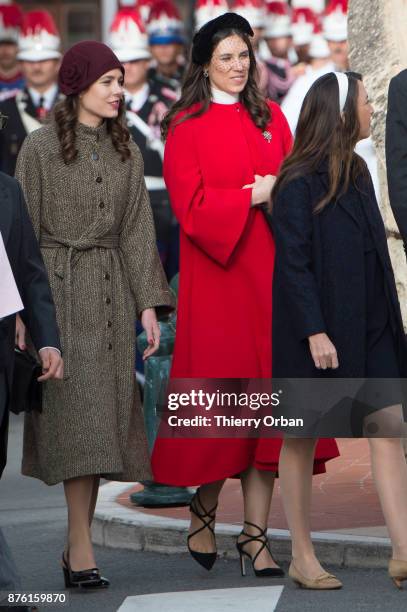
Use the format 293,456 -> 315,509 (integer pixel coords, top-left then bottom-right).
61,551 -> 110,589
187,488 -> 218,571
236,521 -> 285,578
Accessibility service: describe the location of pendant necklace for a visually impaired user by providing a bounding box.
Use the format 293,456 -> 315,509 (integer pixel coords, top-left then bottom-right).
262,130 -> 272,143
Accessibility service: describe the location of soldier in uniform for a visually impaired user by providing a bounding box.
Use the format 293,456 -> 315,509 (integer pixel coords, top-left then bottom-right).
110,7 -> 179,278
262,2 -> 296,104
322,0 -> 349,71
0,3 -> 24,101
0,10 -> 62,176
146,0 -> 186,92
291,6 -> 316,65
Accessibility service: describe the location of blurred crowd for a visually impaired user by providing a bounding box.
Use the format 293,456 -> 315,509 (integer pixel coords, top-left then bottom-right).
0,0 -> 379,265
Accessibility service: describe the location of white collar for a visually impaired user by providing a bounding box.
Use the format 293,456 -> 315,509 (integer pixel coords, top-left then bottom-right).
211,86 -> 239,105
126,84 -> 150,113
28,84 -> 58,110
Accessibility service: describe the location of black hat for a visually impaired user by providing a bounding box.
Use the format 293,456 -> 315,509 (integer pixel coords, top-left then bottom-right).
192,12 -> 254,66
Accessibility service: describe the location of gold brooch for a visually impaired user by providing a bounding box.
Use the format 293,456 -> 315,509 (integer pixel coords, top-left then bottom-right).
263,130 -> 272,142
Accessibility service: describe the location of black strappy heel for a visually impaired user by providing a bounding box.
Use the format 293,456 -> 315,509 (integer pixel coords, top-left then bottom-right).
187,488 -> 218,571
236,521 -> 285,577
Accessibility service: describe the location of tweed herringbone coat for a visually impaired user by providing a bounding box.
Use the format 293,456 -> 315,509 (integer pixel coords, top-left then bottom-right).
15,121 -> 174,485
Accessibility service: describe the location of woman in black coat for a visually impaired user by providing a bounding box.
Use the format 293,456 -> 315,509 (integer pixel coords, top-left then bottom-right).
271,72 -> 407,590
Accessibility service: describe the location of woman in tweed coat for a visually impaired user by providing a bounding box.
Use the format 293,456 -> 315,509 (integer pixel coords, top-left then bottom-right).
14,42 -> 174,589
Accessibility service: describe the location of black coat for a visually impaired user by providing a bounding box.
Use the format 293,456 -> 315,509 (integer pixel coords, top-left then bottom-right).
270,164 -> 407,379
0,172 -> 60,477
386,69 -> 407,247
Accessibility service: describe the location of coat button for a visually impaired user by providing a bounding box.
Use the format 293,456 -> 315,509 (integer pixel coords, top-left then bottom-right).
92,152 -> 99,161
99,201 -> 105,209
96,176 -> 102,183
105,272 -> 110,280
107,320 -> 112,328
105,297 -> 111,304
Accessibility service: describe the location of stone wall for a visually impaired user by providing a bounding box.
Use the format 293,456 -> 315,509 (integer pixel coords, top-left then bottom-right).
349,0 -> 407,325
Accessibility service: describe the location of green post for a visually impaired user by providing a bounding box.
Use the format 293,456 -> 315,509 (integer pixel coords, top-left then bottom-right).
130,274 -> 194,507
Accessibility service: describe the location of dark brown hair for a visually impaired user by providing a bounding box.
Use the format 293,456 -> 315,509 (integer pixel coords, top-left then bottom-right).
53,96 -> 131,165
161,28 -> 271,140
272,71 -> 368,213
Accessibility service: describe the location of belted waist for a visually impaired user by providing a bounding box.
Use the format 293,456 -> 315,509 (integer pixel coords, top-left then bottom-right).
40,233 -> 120,380
40,234 -> 120,250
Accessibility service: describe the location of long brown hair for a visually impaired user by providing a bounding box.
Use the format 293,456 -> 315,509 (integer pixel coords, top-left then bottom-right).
161,28 -> 271,140
53,96 -> 131,165
272,71 -> 368,213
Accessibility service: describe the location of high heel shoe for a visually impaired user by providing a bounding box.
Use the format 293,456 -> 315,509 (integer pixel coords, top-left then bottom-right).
288,561 -> 342,590
389,559 -> 407,589
61,551 -> 110,589
236,521 -> 284,578
187,488 -> 218,571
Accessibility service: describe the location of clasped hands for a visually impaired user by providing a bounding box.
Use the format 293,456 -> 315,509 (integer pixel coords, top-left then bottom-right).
242,174 -> 276,207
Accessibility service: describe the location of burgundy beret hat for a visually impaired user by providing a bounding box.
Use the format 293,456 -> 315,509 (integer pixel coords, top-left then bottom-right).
58,40 -> 124,96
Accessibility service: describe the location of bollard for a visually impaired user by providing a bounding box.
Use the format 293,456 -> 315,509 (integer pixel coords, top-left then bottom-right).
130,275 -> 194,507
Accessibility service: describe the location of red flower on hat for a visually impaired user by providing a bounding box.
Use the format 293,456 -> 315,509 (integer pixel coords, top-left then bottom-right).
59,53 -> 89,95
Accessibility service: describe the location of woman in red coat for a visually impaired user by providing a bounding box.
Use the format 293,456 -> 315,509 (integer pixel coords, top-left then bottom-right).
152,13 -> 339,576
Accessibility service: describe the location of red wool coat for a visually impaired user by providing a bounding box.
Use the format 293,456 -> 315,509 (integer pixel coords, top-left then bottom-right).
152,100 -> 339,486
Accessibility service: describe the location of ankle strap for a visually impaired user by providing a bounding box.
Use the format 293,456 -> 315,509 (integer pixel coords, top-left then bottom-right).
242,520 -> 268,539
188,489 -> 218,540
239,521 -> 270,565
190,489 -> 218,520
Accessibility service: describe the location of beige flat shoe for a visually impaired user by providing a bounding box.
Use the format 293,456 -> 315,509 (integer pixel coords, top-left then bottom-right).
288,562 -> 343,590
389,559 -> 407,589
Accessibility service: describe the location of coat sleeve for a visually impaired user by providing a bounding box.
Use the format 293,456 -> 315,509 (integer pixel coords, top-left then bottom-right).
386,72 -> 407,246
15,179 -> 61,352
163,118 -> 252,267
120,146 -> 175,315
272,177 -> 326,341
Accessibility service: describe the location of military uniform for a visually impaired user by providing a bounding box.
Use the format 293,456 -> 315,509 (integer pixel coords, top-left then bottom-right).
0,87 -> 62,175
147,65 -> 184,93
0,72 -> 25,101
0,7 -> 63,176
109,4 -> 181,278
146,0 -> 185,96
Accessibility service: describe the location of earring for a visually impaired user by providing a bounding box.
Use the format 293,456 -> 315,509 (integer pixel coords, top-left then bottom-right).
203,69 -> 209,78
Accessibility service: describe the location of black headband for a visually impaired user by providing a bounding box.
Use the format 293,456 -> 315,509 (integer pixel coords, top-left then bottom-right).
192,12 -> 254,66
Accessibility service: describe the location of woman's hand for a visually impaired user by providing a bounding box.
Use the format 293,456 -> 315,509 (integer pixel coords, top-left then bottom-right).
141,308 -> 160,360
38,348 -> 64,381
308,333 -> 339,370
15,313 -> 26,350
243,174 -> 276,207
